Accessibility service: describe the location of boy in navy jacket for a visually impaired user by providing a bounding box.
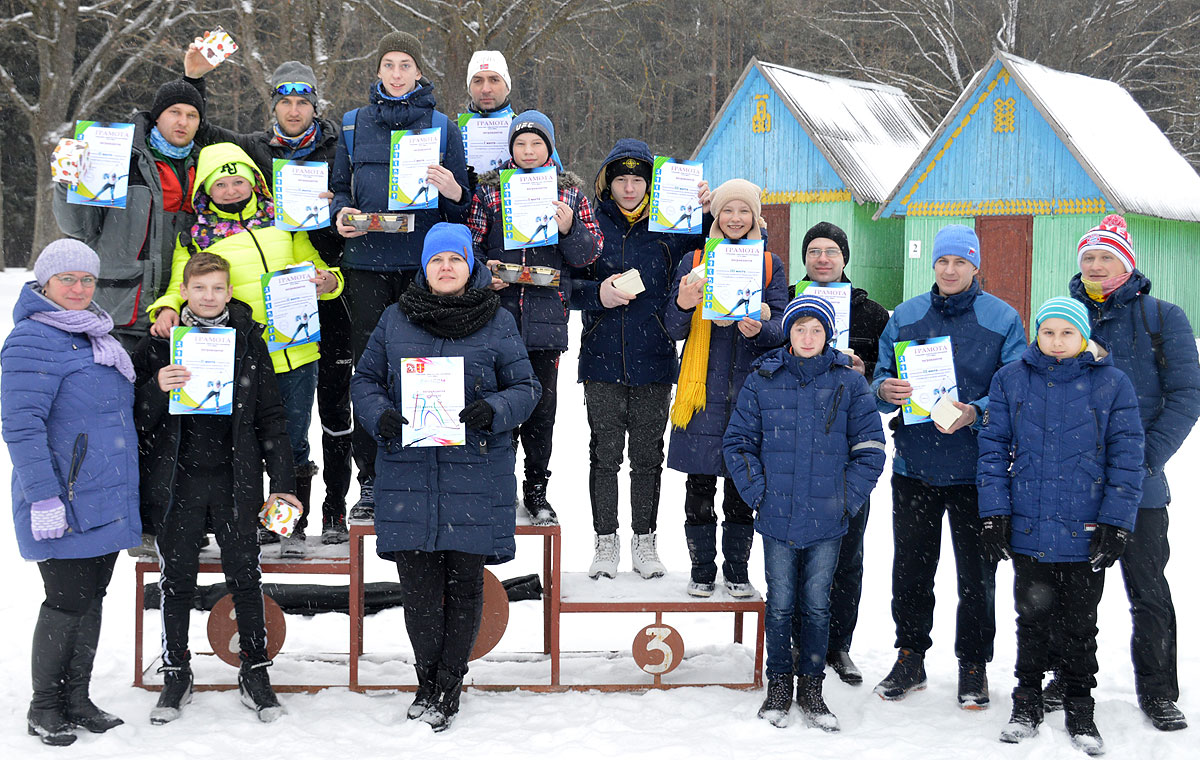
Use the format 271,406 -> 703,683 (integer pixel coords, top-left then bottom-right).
724,294 -> 885,732
978,297 -> 1144,755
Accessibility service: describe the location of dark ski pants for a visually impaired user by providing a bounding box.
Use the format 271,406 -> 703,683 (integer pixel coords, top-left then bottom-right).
1012,553 -> 1104,696
393,550 -> 486,680
516,350 -> 560,485
33,554 -> 118,708
156,469 -> 267,665
796,498 -> 870,655
346,268 -> 415,484
1120,506 -> 1178,700
684,474 -> 753,526
583,380 -> 671,535
890,474 -> 996,663
317,293 -> 354,518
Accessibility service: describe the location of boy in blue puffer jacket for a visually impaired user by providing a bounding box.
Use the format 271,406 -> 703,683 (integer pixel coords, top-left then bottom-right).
724,294 -> 885,732
978,297 -> 1144,756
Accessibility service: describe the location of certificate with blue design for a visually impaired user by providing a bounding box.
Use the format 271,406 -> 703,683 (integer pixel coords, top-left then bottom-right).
67,121 -> 135,208
457,112 -> 512,172
702,238 -> 763,321
273,159 -> 330,231
261,265 -> 320,352
896,336 -> 958,425
648,157 -> 703,234
388,128 -> 440,210
500,166 -> 558,250
169,326 -> 235,415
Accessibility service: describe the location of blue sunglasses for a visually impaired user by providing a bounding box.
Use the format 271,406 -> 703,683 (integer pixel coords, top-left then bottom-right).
275,82 -> 315,96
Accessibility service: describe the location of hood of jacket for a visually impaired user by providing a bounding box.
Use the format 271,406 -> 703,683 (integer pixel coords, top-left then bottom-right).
593,138 -> 653,199
368,78 -> 438,130
1020,337 -> 1113,377
190,142 -> 271,210
13,281 -> 69,324
753,344 -> 849,381
1069,268 -> 1153,310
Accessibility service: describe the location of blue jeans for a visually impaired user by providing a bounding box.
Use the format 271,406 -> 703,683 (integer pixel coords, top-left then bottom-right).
274,361 -> 318,468
763,534 -> 842,677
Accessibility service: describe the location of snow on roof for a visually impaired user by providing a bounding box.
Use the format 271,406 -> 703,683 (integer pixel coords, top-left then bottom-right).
756,61 -> 931,203
997,51 -> 1200,223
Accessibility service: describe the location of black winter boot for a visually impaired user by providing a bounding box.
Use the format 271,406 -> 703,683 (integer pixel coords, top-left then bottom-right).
239,660 -> 285,722
757,674 -> 793,727
348,478 -> 375,524
958,660 -> 990,710
63,600 -> 122,732
150,665 -> 193,725
421,670 -> 464,732
29,605 -> 81,745
1043,671 -> 1065,712
796,673 -> 840,732
874,648 -> 927,701
523,479 -> 557,526
721,522 -> 756,597
407,665 -> 437,720
826,650 -> 864,686
1138,696 -> 1188,731
999,686 -> 1043,743
283,463 -> 318,556
1065,695 -> 1105,756
683,523 -> 718,596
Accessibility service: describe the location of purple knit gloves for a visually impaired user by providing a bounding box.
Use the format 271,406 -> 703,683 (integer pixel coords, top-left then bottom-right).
30,497 -> 67,540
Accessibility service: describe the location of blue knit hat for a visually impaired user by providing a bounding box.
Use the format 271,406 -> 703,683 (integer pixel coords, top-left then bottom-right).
509,110 -> 556,157
782,294 -> 836,344
932,224 -> 981,269
1035,296 -> 1091,341
420,222 -> 475,272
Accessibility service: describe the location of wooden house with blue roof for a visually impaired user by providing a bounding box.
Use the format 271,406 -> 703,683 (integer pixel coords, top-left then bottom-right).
877,50 -> 1200,329
692,59 -> 931,308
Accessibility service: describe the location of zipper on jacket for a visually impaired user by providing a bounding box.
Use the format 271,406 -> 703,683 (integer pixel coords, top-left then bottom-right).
825,385 -> 845,434
67,433 -> 88,502
1092,408 -> 1102,455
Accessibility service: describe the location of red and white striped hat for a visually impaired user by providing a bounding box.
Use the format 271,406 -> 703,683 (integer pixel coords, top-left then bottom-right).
1077,214 -> 1135,272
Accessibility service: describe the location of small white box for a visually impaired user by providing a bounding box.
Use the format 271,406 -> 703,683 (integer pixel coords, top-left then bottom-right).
684,262 -> 706,284
200,27 -> 238,65
930,396 -> 964,429
613,268 -> 645,296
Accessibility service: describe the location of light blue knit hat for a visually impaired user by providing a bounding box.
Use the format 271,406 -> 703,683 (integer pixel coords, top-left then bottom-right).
1035,296 -> 1091,341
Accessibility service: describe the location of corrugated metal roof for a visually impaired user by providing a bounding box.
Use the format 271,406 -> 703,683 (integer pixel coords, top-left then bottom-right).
999,52 -> 1200,223
756,61 -> 931,203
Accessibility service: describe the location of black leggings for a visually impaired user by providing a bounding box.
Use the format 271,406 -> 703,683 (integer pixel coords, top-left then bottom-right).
39,553 -> 118,616
393,550 -> 486,679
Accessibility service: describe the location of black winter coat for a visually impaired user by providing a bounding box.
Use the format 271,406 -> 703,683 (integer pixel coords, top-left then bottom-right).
132,300 -> 296,534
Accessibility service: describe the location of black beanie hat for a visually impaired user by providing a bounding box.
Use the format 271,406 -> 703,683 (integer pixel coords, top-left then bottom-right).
605,157 -> 652,189
375,31 -> 424,73
802,221 -> 850,264
149,79 -> 205,124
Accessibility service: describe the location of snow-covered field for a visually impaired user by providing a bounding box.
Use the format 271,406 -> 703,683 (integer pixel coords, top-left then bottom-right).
0,267 -> 1193,758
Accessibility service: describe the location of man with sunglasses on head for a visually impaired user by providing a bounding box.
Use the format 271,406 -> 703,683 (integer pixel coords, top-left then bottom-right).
184,49 -> 355,548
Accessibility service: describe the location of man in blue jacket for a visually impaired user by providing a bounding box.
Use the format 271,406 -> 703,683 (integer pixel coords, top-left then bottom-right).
872,224 -> 1026,708
1064,214 -> 1200,731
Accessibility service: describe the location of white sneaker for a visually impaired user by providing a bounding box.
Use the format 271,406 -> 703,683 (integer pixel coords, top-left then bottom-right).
630,533 -> 666,579
687,581 -> 716,597
588,533 -> 620,579
724,580 -> 756,598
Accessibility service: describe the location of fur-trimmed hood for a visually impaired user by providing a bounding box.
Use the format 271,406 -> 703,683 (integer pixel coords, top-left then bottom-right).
477,160 -> 583,191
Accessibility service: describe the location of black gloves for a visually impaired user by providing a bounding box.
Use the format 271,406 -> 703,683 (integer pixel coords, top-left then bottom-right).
980,515 -> 1012,564
378,409 -> 407,440
458,399 -> 494,431
1089,523 -> 1130,571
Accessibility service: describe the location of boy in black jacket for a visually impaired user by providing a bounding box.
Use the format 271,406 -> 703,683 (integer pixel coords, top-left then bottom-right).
133,253 -> 298,724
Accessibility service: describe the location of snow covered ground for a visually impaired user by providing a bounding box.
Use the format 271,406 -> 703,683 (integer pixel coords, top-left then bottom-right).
0,267 -> 1193,758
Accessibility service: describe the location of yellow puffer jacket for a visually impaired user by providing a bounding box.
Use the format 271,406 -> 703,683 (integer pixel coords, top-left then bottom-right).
149,143 -> 344,374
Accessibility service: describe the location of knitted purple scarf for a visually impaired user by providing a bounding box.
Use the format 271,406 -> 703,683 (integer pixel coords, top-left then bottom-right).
29,303 -> 135,383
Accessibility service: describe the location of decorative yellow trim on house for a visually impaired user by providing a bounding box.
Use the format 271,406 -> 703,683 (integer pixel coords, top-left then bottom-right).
905,197 -> 1107,217
993,97 -> 1015,133
899,67 -> 1010,207
761,190 -> 853,205
752,94 -> 772,134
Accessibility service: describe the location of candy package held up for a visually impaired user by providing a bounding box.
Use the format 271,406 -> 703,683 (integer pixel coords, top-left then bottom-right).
50,139 -> 89,187
200,27 -> 239,65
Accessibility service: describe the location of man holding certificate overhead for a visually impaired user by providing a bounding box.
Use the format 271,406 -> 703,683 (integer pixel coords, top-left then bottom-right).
665,178 -> 788,600
871,224 -> 1026,709
789,221 -> 890,687
146,143 -> 343,554
351,223 -> 539,732
331,31 -> 470,525
467,110 -> 602,525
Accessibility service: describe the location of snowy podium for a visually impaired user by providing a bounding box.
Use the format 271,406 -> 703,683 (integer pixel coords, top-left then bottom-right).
350,514 -> 764,692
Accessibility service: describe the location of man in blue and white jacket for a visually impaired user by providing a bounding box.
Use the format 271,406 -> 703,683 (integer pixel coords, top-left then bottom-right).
871,224 -> 1026,709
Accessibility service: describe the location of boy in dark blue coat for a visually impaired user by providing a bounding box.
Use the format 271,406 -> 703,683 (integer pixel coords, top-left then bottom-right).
978,297 -> 1144,755
724,295 -> 885,732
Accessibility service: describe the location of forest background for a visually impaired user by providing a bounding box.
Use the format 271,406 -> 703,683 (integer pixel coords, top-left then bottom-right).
1,0 -> 1198,267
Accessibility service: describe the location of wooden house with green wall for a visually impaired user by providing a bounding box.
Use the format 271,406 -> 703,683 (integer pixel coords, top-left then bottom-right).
877,51 -> 1200,331
692,59 -> 931,308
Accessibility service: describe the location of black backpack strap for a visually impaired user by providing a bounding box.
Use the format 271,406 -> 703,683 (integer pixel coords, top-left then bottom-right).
1139,296 -> 1168,370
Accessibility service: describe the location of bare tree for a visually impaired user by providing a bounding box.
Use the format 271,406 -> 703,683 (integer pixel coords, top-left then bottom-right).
0,0 -> 202,263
